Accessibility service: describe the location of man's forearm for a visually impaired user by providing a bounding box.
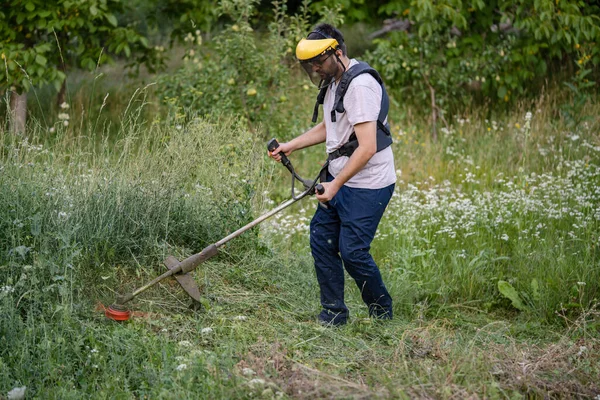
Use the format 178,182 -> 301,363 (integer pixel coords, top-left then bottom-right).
289,122 -> 327,151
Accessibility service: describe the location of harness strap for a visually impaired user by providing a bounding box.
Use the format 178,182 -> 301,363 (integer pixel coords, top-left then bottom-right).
311,61 -> 393,163
326,82 -> 392,162
318,160 -> 330,186
312,87 -> 328,123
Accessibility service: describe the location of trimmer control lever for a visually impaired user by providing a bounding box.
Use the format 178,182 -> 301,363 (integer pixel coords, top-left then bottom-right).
267,138 -> 293,174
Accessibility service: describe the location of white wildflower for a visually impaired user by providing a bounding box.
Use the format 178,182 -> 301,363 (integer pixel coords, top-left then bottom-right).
501,234 -> 509,241
242,367 -> 256,376
576,346 -> 587,356
49,127 -> 55,133
248,378 -> 266,388
577,282 -> 586,286
63,120 -> 69,127
178,340 -> 192,347
233,315 -> 248,321
1,286 -> 15,294
201,327 -> 213,335
60,102 -> 69,109
525,111 -> 532,121
7,386 -> 26,400
58,113 -> 69,120
175,363 -> 187,371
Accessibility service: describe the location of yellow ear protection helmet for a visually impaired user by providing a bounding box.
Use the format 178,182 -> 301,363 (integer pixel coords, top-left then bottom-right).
296,29 -> 346,88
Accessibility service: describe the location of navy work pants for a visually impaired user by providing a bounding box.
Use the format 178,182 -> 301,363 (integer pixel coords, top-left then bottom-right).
310,177 -> 395,325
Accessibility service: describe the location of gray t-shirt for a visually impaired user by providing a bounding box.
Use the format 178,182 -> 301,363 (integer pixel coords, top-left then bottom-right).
324,59 -> 396,189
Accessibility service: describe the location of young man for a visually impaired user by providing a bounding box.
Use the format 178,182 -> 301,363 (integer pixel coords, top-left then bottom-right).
269,23 -> 396,326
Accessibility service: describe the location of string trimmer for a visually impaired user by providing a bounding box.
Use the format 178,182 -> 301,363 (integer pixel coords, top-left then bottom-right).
104,139 -> 324,321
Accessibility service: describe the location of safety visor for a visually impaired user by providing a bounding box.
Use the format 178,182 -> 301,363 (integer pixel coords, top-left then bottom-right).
296,38 -> 339,88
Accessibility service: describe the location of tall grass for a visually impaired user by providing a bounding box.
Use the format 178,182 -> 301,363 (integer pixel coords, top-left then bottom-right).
1,81 -> 599,398
265,93 -> 600,322
0,99 -> 277,397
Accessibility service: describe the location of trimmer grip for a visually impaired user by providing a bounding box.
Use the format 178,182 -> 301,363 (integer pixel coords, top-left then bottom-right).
267,138 -> 292,172
315,183 -> 330,209
267,138 -> 280,153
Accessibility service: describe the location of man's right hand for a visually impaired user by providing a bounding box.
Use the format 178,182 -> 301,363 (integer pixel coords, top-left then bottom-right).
268,141 -> 294,162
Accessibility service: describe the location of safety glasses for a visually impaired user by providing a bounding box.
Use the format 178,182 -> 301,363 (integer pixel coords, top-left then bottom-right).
301,50 -> 335,68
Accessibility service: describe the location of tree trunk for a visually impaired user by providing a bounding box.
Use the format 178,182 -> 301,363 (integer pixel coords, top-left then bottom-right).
428,84 -> 438,142
9,91 -> 27,135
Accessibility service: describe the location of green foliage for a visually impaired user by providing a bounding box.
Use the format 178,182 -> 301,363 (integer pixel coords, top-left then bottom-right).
126,0 -> 219,43
311,0 -> 388,24
366,0 -> 600,115
157,0 -> 314,138
0,0 -> 164,94
561,43 -> 597,130
498,280 -> 528,311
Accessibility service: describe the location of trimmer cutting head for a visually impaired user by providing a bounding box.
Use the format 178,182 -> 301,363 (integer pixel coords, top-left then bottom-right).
105,303 -> 132,321
103,256 -> 204,321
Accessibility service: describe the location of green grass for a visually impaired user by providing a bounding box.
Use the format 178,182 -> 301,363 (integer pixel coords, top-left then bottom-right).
1,81 -> 600,398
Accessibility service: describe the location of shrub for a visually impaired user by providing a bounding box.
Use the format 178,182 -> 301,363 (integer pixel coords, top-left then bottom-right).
157,0 -> 313,139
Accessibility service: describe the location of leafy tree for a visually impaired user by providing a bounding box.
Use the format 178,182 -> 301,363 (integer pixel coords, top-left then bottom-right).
157,0 -> 313,138
366,0 -> 600,139
126,0 -> 219,44
0,0 -> 164,134
310,0 -> 390,24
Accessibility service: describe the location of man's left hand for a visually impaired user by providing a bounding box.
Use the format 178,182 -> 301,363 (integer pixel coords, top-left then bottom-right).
315,181 -> 340,202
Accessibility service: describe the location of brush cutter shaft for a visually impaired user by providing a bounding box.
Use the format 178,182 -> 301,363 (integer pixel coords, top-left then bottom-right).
116,189 -> 309,306
215,193 -> 306,247
127,244 -> 218,296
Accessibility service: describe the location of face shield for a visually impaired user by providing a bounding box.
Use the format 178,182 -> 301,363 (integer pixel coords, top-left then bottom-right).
296,38 -> 339,89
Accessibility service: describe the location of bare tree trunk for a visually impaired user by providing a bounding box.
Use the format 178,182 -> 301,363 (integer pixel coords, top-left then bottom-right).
9,91 -> 27,135
429,84 -> 438,142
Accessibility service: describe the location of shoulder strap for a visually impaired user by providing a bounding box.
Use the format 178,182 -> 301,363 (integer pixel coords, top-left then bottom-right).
326,61 -> 393,160
312,61 -> 392,156
331,61 -> 383,122
312,86 -> 328,123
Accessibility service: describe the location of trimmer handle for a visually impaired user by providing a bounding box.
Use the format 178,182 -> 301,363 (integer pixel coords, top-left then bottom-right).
267,138 -> 293,174
315,183 -> 330,209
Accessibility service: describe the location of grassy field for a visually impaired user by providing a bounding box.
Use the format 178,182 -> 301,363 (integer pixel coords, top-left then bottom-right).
1,78 -> 599,399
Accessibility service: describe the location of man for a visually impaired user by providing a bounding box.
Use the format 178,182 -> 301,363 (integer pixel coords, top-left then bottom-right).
269,23 -> 396,326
